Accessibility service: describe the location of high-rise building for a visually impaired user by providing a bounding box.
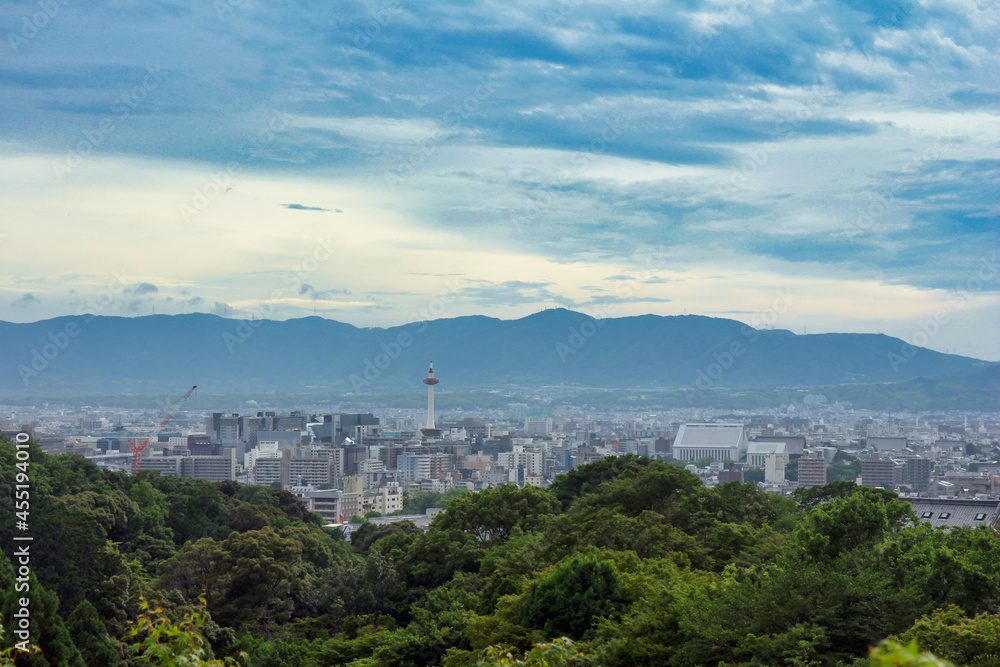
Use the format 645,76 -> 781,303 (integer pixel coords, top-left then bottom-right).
765,452 -> 786,484
902,458 -> 934,492
497,450 -> 544,476
301,489 -> 343,524
398,452 -> 432,481
311,414 -> 380,444
718,466 -> 743,484
861,454 -> 897,489
251,449 -> 338,489
205,413 -> 241,443
140,448 -> 236,482
524,418 -> 553,435
187,434 -> 221,456
798,449 -> 828,488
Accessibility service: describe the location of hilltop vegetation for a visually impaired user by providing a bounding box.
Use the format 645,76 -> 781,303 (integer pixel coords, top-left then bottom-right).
0,311 -> 990,399
3,439 -> 1000,666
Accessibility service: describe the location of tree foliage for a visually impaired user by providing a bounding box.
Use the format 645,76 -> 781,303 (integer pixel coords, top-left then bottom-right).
517,558 -> 625,641
432,485 -> 560,546
5,436 -> 1000,667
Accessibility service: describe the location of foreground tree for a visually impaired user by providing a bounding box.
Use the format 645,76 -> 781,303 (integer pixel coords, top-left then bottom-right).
67,600 -> 118,667
518,558 -> 625,641
129,597 -> 246,666
0,552 -> 84,667
432,485 -> 560,547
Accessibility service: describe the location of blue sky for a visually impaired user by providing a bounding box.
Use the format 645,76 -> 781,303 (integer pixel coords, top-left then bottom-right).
1,0 -> 997,360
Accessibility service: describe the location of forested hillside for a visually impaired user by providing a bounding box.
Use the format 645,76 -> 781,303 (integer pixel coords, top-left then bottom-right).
2,437 -> 1000,666
1,311 -> 989,398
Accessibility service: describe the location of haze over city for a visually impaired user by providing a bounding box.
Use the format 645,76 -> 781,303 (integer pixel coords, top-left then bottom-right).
1,0 -> 997,359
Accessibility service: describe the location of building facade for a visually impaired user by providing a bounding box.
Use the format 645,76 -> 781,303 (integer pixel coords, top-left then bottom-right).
673,423 -> 749,462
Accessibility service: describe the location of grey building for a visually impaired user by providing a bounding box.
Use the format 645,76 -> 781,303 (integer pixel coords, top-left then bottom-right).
903,498 -> 1000,529
753,436 -> 805,458
673,423 -> 749,462
311,413 -> 380,444
901,458 -> 934,492
868,437 -> 908,452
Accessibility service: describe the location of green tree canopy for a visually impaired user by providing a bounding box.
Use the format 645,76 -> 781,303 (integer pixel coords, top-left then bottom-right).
547,455 -> 664,509
67,600 -> 118,667
432,485 -> 560,547
517,558 -> 625,641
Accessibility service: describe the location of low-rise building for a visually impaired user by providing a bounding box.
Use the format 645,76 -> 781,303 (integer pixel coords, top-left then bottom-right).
673,423 -> 749,462
903,498 -> 1000,529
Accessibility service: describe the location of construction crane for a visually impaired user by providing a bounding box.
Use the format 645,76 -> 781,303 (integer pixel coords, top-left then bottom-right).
127,385 -> 197,475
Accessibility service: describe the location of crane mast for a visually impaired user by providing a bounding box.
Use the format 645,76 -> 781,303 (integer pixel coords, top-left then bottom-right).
127,385 -> 197,474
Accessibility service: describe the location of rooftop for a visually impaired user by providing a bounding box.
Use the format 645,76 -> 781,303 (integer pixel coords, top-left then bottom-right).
902,497 -> 1000,529
675,423 -> 747,448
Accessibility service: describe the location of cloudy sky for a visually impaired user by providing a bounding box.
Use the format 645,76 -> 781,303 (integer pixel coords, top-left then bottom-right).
1,0 -> 997,359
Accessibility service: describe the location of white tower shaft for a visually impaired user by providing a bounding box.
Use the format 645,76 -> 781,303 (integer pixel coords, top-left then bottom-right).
426,383 -> 435,429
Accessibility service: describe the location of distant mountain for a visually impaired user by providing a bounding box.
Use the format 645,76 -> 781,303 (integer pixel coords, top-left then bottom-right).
544,364 -> 1000,412
821,363 -> 1000,411
0,309 -> 991,399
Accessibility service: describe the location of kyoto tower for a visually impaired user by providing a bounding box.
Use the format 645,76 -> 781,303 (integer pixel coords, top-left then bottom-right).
420,360 -> 442,438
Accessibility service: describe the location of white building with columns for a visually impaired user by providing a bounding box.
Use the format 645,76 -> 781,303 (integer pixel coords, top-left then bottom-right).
673,423 -> 749,462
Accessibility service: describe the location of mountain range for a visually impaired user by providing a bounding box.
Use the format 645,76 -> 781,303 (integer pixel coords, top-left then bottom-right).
0,309 -> 993,401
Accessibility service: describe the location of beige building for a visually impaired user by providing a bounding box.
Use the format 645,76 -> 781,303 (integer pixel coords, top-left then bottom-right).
861,455 -> 897,489
341,492 -> 362,519
251,449 -> 337,489
363,484 -> 404,515
797,449 -> 828,488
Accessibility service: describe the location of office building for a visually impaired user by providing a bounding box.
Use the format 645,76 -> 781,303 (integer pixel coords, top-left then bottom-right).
798,450 -> 828,488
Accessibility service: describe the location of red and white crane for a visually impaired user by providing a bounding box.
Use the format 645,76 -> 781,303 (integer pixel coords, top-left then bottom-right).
127,385 -> 197,474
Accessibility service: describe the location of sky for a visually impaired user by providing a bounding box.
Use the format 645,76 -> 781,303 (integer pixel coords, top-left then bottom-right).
0,0 -> 998,360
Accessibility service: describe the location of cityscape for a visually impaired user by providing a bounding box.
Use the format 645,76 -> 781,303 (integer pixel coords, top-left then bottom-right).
5,357 -> 999,536
2,0 -> 998,664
